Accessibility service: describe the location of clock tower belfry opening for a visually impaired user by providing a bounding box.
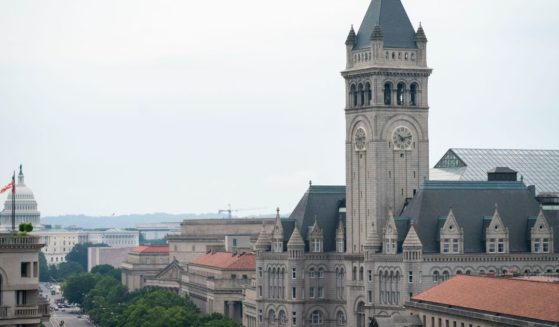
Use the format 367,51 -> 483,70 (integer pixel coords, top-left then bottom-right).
342,0 -> 432,254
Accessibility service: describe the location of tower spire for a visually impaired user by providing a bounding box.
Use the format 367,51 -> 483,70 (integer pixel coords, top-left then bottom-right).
17,164 -> 25,186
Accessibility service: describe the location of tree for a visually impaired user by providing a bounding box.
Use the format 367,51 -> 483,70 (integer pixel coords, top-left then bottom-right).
62,273 -> 98,305
54,261 -> 84,281
38,252 -> 50,282
65,243 -> 108,271
91,264 -> 121,281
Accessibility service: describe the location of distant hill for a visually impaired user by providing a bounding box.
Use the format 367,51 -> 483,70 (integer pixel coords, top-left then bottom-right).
41,212 -> 277,229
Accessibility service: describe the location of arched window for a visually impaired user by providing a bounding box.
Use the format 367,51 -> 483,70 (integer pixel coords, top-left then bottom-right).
318,267 -> 325,278
351,85 -> 357,108
336,311 -> 346,325
311,310 -> 323,325
309,267 -> 316,278
352,266 -> 357,281
365,82 -> 372,105
358,84 -> 364,106
268,309 -> 276,323
442,270 -> 450,281
397,82 -> 405,105
278,310 -> 287,325
384,83 -> 392,105
356,302 -> 366,327
410,83 -> 418,106
432,271 -> 440,283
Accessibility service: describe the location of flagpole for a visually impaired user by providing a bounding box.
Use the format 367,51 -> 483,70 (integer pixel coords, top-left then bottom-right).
11,171 -> 15,232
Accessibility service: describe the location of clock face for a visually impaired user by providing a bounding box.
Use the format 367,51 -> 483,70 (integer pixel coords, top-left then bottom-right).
392,126 -> 413,150
355,128 -> 367,151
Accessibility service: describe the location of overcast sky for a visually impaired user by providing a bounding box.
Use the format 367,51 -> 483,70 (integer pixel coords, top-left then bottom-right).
1,0 -> 558,217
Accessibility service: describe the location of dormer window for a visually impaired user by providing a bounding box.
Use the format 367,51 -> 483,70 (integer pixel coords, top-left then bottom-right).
337,239 -> 344,253
440,210 -> 463,254
486,206 -> 509,254
531,210 -> 553,254
312,239 -> 322,253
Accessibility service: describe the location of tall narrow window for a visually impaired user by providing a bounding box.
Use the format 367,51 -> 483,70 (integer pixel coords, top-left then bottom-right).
358,83 -> 364,106
351,85 -> 357,107
384,83 -> 392,105
365,82 -> 372,105
410,83 -> 418,106
397,82 -> 405,105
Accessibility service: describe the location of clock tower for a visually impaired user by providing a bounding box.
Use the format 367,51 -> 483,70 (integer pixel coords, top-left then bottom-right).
342,0 -> 432,254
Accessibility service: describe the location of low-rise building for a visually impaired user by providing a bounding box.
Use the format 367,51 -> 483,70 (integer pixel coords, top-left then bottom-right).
136,222 -> 180,241
86,228 -> 139,248
87,246 -> 135,272
406,275 -> 559,327
180,252 -> 256,324
0,233 -> 50,326
35,230 -> 80,264
120,245 -> 169,291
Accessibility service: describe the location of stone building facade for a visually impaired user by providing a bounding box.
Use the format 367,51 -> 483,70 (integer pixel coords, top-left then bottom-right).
0,233 -> 50,326
254,1 -> 559,326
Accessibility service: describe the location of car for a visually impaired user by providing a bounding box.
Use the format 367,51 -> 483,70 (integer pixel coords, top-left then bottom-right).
77,315 -> 82,318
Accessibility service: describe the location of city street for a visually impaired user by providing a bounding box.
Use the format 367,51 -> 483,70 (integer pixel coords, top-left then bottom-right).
40,283 -> 93,327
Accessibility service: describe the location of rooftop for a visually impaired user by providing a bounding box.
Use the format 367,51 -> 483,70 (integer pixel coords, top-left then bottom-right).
431,148 -> 559,193
411,275 -> 559,323
131,245 -> 169,254
191,251 -> 256,271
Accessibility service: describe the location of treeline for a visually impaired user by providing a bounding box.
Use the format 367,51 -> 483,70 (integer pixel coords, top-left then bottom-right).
62,265 -> 241,327
39,243 -> 107,282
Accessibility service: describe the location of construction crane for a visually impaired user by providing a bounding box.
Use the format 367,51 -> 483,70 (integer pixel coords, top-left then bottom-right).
218,204 -> 267,219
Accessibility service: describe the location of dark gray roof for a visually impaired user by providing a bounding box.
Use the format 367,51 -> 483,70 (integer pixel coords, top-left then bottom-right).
288,185 -> 346,252
355,0 -> 417,49
400,180 -> 555,253
432,148 -> 559,193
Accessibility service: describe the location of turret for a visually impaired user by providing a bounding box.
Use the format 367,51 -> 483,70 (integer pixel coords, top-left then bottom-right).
369,25 -> 384,62
345,25 -> 356,68
287,225 -> 305,260
255,222 -> 271,255
335,219 -> 345,253
364,220 -> 381,255
271,208 -> 284,253
415,24 -> 428,66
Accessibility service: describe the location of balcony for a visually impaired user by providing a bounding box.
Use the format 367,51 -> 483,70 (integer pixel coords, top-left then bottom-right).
0,305 -> 43,321
0,306 -> 7,318
15,306 -> 39,317
0,234 -> 43,249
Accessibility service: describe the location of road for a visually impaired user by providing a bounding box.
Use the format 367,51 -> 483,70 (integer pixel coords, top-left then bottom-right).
40,283 -> 94,327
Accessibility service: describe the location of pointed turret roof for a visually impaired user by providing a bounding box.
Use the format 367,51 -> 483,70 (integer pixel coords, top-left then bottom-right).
336,219 -> 345,238
255,222 -> 271,247
415,24 -> 427,42
309,216 -> 323,237
355,0 -> 417,49
403,223 -> 422,247
288,225 -> 305,247
370,25 -> 384,41
345,25 -> 357,46
272,207 -> 284,238
487,204 -> 506,233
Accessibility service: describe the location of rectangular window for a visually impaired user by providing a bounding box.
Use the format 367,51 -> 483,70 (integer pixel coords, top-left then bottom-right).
258,310 -> 262,322
292,287 -> 296,299
16,290 -> 27,305
408,271 -> 413,283
258,267 -> 262,277
292,312 -> 296,324
309,287 -> 315,298
292,268 -> 296,279
368,270 -> 372,281
33,262 -> 38,278
258,286 -> 262,296
367,290 -> 372,303
443,239 -> 450,253
452,239 -> 459,253
497,239 -> 505,253
318,287 -> 324,298
543,238 -> 550,253
488,239 -> 496,253
21,262 -> 30,278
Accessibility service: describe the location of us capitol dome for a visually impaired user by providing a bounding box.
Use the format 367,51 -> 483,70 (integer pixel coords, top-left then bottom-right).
0,165 -> 41,231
